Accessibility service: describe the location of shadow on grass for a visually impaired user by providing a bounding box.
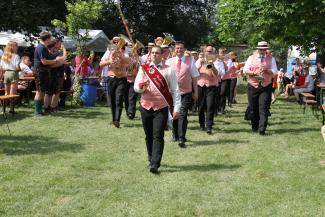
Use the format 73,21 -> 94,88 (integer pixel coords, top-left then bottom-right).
162,163 -> 241,173
0,135 -> 83,155
53,109 -> 107,119
188,139 -> 248,147
0,111 -> 32,124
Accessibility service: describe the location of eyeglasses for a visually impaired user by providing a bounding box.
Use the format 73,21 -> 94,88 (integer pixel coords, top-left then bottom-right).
113,41 -> 118,44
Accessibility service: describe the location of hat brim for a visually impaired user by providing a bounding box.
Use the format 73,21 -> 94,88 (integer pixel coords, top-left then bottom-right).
256,46 -> 269,49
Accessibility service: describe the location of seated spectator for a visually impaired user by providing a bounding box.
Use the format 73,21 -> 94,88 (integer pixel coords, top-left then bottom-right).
18,55 -> 34,90
317,62 -> 325,84
293,70 -> 315,103
283,72 -> 299,98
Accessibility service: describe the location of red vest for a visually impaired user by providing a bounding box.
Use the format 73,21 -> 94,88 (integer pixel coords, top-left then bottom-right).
248,53 -> 273,88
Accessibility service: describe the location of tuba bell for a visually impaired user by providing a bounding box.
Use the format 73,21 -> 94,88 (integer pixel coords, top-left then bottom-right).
161,33 -> 176,48
133,39 -> 144,53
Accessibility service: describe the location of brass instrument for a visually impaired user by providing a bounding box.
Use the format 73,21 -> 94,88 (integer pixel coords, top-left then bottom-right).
133,40 -> 144,53
161,33 -> 176,48
205,54 -> 216,69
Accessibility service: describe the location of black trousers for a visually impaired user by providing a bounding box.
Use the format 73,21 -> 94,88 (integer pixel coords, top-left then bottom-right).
219,78 -> 237,111
247,83 -> 272,132
215,82 -> 221,114
140,106 -> 168,168
173,92 -> 192,141
109,77 -> 127,122
229,78 -> 237,104
219,79 -> 230,112
124,82 -> 138,118
198,85 -> 217,129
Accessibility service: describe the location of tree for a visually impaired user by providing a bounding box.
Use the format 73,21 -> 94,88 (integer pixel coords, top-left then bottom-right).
52,0 -> 103,52
0,0 -> 67,34
96,0 -> 216,48
215,0 -> 325,57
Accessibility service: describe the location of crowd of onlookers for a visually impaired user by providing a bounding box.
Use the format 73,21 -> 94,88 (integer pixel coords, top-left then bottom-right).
272,58 -> 325,104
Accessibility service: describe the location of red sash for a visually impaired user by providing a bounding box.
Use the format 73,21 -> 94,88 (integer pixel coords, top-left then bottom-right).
141,64 -> 173,109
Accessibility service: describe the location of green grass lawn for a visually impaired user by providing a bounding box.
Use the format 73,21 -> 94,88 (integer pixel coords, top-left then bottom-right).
1,92 -> 325,217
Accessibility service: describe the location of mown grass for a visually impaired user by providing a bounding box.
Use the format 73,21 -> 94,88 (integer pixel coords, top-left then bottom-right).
0,90 -> 325,216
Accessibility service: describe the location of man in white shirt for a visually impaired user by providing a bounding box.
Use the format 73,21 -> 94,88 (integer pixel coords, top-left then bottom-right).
243,41 -> 277,135
166,41 -> 199,147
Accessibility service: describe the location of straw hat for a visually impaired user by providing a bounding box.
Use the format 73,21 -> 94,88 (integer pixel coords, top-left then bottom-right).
256,41 -> 269,49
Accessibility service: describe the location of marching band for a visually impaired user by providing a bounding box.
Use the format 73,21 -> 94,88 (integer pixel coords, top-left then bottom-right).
96,33 -> 277,173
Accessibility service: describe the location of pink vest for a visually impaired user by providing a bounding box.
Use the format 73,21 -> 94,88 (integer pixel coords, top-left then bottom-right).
248,53 -> 273,88
222,60 -> 237,80
197,65 -> 218,87
140,64 -> 170,110
168,56 -> 193,94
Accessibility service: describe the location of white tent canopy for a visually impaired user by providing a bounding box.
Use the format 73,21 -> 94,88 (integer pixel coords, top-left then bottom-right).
0,29 -> 110,52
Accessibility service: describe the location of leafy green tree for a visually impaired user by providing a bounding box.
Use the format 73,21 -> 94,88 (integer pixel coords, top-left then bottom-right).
96,0 -> 215,48
215,0 -> 325,57
52,0 -> 102,52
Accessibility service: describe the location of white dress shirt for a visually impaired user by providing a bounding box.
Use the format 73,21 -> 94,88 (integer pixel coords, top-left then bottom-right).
100,49 -> 111,77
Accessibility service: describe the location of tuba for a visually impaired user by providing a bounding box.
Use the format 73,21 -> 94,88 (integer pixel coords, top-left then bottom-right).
161,33 -> 176,48
110,35 -> 131,77
133,39 -> 144,54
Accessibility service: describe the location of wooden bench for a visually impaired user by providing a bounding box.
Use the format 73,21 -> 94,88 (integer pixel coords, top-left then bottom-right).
300,92 -> 317,115
300,92 -> 315,99
0,94 -> 20,115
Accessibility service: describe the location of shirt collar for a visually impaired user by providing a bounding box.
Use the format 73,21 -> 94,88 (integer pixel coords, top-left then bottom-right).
149,61 -> 163,68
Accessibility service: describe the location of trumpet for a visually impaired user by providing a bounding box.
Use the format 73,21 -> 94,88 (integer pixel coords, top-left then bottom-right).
205,54 -> 217,69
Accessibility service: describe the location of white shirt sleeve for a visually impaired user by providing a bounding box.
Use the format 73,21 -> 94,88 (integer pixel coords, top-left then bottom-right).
226,59 -> 234,72
14,55 -> 20,67
190,58 -> 200,78
134,66 -> 145,93
101,50 -> 110,61
271,57 -> 278,74
195,59 -> 202,69
168,68 -> 181,113
214,60 -> 225,76
243,56 -> 252,73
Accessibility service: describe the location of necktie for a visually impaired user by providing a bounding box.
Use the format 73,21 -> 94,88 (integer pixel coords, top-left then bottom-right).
177,58 -> 181,72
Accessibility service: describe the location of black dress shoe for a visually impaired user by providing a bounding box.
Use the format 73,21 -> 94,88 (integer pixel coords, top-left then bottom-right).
171,134 -> 178,142
259,131 -> 266,136
178,140 -> 186,148
128,114 -> 134,120
206,128 -> 212,135
149,166 -> 159,174
113,121 -> 120,128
